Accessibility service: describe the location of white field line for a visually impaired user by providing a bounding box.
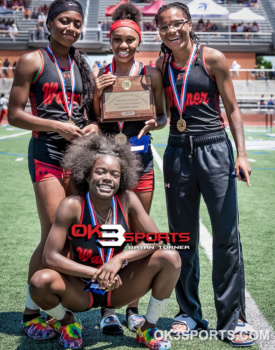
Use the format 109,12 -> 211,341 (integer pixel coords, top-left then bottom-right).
0,131 -> 31,140
151,144 -> 275,349
233,140 -> 275,151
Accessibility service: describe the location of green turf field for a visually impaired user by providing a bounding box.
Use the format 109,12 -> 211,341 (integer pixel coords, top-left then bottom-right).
0,125 -> 274,349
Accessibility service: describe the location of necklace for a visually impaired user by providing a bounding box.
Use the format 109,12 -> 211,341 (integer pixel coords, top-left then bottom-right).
94,206 -> 112,225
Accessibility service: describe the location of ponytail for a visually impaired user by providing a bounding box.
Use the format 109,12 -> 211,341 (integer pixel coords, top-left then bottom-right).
69,46 -> 94,119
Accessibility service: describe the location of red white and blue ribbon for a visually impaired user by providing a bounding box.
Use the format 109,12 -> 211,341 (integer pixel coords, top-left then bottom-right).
109,56 -> 137,76
46,44 -> 75,119
168,43 -> 197,116
86,192 -> 117,264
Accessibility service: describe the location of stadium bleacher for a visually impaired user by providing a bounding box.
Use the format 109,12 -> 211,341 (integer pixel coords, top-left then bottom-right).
0,0 -> 273,49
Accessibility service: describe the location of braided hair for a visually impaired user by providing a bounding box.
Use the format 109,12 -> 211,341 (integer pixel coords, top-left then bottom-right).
155,2 -> 199,64
69,46 -> 94,118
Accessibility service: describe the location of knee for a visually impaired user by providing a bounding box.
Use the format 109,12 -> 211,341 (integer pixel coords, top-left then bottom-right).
29,269 -> 59,297
154,249 -> 182,272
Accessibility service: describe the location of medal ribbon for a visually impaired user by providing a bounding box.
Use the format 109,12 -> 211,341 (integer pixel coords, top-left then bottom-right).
168,43 -> 197,116
46,45 -> 75,119
109,56 -> 138,76
117,121 -> 124,132
109,56 -> 138,133
86,192 -> 117,264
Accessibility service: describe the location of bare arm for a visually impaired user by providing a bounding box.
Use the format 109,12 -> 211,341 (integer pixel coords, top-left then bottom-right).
206,48 -> 251,186
43,196 -> 97,278
138,65 -> 167,138
92,68 -> 116,120
155,56 -> 171,119
8,52 -> 84,142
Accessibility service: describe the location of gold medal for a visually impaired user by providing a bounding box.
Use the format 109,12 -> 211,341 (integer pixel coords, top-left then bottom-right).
115,132 -> 127,144
67,119 -> 75,125
177,117 -> 186,132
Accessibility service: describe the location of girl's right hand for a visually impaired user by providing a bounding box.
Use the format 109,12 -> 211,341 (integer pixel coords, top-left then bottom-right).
94,72 -> 116,99
55,121 -> 85,142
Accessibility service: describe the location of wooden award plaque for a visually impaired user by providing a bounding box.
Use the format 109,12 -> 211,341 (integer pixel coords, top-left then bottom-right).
101,75 -> 156,123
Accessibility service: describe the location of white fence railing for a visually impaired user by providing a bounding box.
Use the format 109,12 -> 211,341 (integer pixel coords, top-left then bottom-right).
98,30 -> 273,45
0,29 -> 273,46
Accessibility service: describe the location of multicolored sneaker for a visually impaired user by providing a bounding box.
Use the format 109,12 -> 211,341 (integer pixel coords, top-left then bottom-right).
59,316 -> 83,349
136,326 -> 171,349
21,316 -> 57,340
46,317 -> 61,334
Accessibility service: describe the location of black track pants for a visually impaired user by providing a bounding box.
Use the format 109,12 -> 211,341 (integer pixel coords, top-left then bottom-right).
163,131 -> 246,335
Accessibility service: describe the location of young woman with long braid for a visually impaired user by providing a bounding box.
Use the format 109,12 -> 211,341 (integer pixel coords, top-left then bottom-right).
8,0 -> 97,339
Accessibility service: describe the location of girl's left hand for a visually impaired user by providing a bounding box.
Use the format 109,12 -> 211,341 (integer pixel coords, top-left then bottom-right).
137,118 -> 158,139
91,256 -> 122,288
82,122 -> 99,135
234,156 -> 252,186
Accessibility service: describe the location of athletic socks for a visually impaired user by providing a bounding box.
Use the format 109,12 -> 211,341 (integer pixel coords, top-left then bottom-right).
25,285 -> 40,311
44,303 -> 66,321
145,296 -> 169,324
24,285 -> 41,322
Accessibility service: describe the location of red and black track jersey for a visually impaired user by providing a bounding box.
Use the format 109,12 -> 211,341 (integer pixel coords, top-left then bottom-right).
68,195 -> 129,270
163,45 -> 225,135
29,48 -> 85,140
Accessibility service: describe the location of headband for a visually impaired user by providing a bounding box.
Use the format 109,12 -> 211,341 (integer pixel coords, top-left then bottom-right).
110,20 -> 141,43
46,0 -> 83,24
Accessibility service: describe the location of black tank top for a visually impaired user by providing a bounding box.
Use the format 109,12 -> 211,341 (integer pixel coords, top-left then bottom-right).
29,48 -> 85,141
68,195 -> 129,270
163,45 -> 225,135
100,62 -> 148,138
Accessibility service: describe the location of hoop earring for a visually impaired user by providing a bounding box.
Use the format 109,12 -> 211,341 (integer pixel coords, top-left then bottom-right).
136,46 -> 141,53
109,44 -> 113,52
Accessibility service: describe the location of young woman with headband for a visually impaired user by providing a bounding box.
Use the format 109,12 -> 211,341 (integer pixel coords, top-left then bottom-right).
28,134 -> 180,349
8,0 -> 97,339
92,3 -> 167,335
154,2 -> 254,347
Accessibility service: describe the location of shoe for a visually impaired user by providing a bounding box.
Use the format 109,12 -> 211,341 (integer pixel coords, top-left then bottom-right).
228,321 -> 255,347
59,316 -> 83,349
100,314 -> 124,335
46,317 -> 61,334
21,316 -> 57,340
170,313 -> 208,336
137,326 -> 171,349
127,314 -> 145,333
